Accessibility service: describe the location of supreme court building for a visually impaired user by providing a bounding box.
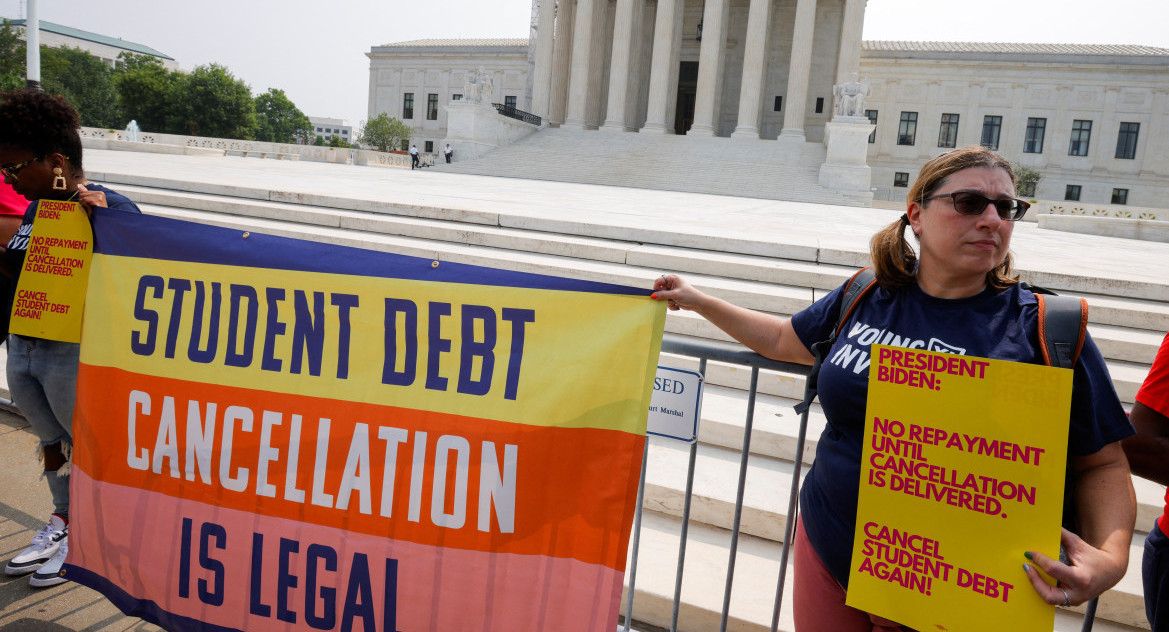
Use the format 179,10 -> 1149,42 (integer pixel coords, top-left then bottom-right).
367,0 -> 1169,207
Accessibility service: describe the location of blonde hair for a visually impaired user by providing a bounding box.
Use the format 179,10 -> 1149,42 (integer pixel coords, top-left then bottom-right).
870,146 -> 1019,291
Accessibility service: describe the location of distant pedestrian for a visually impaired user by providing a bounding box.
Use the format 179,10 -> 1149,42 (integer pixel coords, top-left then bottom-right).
444,143 -> 453,164
409,144 -> 419,169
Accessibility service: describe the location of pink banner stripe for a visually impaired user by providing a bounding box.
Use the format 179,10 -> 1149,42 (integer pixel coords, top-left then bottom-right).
69,467 -> 623,632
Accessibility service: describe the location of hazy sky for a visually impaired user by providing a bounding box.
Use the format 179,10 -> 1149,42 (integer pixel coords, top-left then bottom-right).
1,0 -> 1166,133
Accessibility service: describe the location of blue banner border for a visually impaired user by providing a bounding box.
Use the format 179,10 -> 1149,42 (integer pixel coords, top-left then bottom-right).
93,208 -> 648,296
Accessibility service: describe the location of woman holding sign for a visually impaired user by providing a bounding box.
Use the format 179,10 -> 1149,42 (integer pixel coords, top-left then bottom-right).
652,146 -> 1135,631
0,90 -> 141,588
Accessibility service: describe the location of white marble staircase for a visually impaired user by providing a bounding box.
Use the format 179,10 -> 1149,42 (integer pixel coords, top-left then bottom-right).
92,174 -> 1164,632
438,128 -> 873,207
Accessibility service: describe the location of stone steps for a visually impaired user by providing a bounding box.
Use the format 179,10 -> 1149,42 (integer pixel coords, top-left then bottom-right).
136,192 -> 1159,408
622,511 -> 1144,632
680,383 -> 1167,535
438,128 -> 872,206
639,431 -> 1153,626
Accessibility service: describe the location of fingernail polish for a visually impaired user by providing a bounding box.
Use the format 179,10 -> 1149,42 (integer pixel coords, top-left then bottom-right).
650,293 -> 658,300
1022,563 -> 1031,573
1024,551 -> 1034,560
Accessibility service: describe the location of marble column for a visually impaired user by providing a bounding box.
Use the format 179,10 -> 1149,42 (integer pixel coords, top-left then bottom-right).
562,0 -> 597,129
641,0 -> 681,134
834,0 -> 866,84
731,0 -> 773,139
601,0 -> 641,131
548,0 -> 576,125
532,0 -> 558,119
779,0 -> 818,141
689,0 -> 730,136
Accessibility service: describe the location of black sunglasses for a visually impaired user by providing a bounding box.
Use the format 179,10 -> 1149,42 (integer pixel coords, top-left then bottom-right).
0,155 -> 43,181
923,191 -> 1030,221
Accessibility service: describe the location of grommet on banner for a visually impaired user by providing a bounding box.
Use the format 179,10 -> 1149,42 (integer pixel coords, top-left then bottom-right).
431,261 -> 440,268
242,232 -> 250,238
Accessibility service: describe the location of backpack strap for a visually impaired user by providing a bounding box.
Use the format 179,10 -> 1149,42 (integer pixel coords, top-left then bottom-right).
1026,285 -> 1091,540
1033,293 -> 1089,369
795,267 -> 879,414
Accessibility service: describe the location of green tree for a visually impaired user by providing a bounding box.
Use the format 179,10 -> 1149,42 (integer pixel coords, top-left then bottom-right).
254,88 -> 312,143
358,113 -> 411,152
0,19 -> 25,91
1013,163 -> 1042,199
41,46 -> 120,128
312,135 -> 326,146
114,52 -> 179,133
171,64 -> 258,140
328,134 -> 353,148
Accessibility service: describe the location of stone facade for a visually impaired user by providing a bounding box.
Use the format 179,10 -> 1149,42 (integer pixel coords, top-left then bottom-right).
366,7 -> 1169,208
8,19 -> 178,69
365,39 -> 531,154
861,42 -> 1169,209
309,117 -> 353,143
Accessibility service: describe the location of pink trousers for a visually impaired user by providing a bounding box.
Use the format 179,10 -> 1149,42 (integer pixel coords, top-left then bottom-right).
792,514 -> 914,632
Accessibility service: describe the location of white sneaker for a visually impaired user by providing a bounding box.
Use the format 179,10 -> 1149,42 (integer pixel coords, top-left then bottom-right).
4,514 -> 67,576
29,534 -> 69,587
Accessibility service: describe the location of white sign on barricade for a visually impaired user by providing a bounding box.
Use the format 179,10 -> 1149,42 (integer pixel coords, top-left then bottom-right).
647,366 -> 704,442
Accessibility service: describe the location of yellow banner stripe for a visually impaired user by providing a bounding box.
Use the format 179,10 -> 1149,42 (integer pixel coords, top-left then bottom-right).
81,256 -> 666,432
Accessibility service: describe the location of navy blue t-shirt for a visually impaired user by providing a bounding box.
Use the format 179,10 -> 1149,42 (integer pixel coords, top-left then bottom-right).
790,281 -> 1133,588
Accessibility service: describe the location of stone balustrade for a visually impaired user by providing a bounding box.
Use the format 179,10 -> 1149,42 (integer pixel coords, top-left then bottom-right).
1036,200 -> 1165,221
1034,199 -> 1169,242
79,126 -> 433,168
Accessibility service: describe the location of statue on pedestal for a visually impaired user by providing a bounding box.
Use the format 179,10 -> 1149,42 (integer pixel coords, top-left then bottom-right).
832,73 -> 870,118
462,67 -> 495,105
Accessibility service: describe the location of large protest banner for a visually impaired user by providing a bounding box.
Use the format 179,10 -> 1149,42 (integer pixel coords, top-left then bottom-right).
845,344 -> 1073,632
64,209 -> 666,632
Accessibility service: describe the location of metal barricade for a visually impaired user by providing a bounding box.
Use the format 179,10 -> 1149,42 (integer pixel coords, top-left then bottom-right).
621,334 -> 812,632
620,334 -> 1098,632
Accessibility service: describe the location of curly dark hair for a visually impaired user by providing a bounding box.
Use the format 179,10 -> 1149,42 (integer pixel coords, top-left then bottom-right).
0,89 -> 83,172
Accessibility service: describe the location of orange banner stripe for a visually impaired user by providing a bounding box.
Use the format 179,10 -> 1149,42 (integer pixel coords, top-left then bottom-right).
73,364 -> 644,570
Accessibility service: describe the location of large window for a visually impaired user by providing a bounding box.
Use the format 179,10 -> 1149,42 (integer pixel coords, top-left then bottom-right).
893,172 -> 909,188
937,113 -> 959,148
427,93 -> 438,120
1112,188 -> 1129,205
1115,122 -> 1139,159
403,93 -> 414,120
1024,118 -> 1046,154
1065,185 -> 1082,201
980,115 -> 1002,150
1069,120 -> 1091,156
865,110 -> 877,143
897,112 -> 918,146
425,141 -> 434,153
504,95 -> 517,109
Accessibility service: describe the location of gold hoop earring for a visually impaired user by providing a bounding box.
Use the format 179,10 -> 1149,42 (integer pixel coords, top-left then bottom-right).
52,167 -> 67,191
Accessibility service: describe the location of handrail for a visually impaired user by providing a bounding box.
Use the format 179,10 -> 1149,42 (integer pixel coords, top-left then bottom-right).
630,333 -> 1098,632
491,103 -> 542,127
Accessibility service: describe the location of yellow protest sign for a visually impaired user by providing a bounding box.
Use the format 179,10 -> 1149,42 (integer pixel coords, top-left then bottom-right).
845,344 -> 1072,632
9,199 -> 93,342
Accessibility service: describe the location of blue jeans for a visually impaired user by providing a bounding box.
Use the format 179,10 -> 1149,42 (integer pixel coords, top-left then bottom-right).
7,334 -> 80,518
1147,520 -> 1169,632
